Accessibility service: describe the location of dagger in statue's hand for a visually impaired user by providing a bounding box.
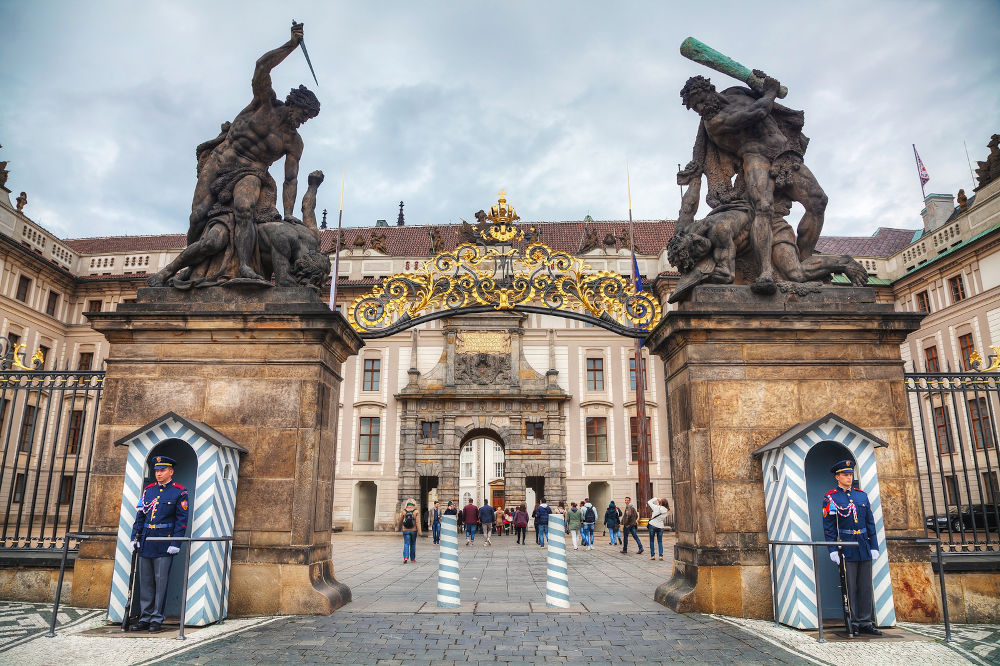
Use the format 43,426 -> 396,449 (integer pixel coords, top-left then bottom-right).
292,20 -> 319,87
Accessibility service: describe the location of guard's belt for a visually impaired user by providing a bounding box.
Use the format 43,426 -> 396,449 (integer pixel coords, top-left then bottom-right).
146,522 -> 174,529
838,529 -> 863,535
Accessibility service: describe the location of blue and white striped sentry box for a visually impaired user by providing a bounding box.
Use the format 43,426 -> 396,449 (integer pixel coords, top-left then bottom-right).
752,412 -> 895,630
109,412 -> 247,627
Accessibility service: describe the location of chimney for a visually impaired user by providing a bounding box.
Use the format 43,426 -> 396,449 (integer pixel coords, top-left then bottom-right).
920,193 -> 955,231
397,201 -> 405,226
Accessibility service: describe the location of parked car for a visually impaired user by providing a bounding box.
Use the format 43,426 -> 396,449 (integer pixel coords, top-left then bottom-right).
924,504 -> 1000,532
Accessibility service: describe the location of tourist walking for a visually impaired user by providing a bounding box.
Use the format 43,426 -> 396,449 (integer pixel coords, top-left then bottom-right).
479,499 -> 496,546
513,504 -> 529,544
533,500 -> 552,547
495,505 -> 505,537
581,499 -> 597,550
604,501 -> 622,545
431,500 -> 442,545
647,497 -> 669,560
444,500 -> 458,518
620,496 -> 643,554
399,499 -> 421,563
565,501 -> 583,550
462,498 -> 480,546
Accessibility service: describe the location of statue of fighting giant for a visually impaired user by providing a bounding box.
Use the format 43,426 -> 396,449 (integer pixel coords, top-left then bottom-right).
149,22 -> 325,289
671,38 -> 845,298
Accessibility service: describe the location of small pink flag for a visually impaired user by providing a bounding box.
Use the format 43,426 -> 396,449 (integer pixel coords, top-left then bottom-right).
913,144 -> 930,190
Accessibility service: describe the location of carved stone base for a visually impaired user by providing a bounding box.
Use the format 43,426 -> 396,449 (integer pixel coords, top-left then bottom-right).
646,285 -> 925,617
69,287 -> 362,616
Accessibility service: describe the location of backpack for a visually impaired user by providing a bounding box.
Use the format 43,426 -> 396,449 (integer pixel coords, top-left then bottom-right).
402,510 -> 415,529
584,506 -> 596,523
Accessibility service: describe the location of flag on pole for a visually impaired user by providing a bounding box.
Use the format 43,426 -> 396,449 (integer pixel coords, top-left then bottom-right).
627,163 -> 642,293
913,144 -> 930,198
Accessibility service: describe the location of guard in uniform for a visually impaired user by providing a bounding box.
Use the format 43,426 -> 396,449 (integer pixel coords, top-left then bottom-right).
822,458 -> 882,636
129,455 -> 189,632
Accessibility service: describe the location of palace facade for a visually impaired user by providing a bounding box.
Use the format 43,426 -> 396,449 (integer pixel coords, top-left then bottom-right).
2,136 -> 998,531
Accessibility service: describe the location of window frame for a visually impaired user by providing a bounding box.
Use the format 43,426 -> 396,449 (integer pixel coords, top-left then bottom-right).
362,358 -> 381,392
421,420 -> 440,439
585,357 -> 605,391
585,416 -> 608,462
525,421 -> 544,440
45,290 -> 59,317
958,333 -> 975,371
924,345 -> 940,373
968,397 -> 994,451
915,291 -> 930,313
933,405 -> 954,454
77,352 -> 94,371
358,416 -> 381,462
15,275 -> 31,302
949,275 -> 966,303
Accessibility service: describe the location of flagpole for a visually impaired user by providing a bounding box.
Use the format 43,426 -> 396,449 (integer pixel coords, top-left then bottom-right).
329,169 -> 345,311
628,164 -> 652,519
913,144 -> 927,200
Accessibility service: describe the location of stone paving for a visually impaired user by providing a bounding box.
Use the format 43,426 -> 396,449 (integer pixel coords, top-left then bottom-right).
0,532 -> 995,664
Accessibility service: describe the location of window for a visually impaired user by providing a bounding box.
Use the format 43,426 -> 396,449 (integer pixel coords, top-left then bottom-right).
944,474 -> 960,507
87,299 -> 103,313
18,405 -> 37,453
66,410 -> 84,455
629,357 -> 648,391
460,443 -> 473,478
421,421 -> 439,439
586,358 -> 604,391
494,442 -> 505,479
358,416 -> 380,461
949,275 -> 966,303
525,421 -> 544,439
57,476 -> 74,505
984,471 -> 999,504
12,474 -> 26,503
968,398 -> 993,450
586,416 -> 608,462
38,345 -> 50,370
630,416 -> 652,461
915,291 -> 930,313
78,352 -> 94,371
959,333 -> 975,371
362,358 -> 380,391
933,406 -> 954,454
15,276 -> 31,302
45,291 -> 59,316
7,332 -> 20,348
924,346 -> 940,373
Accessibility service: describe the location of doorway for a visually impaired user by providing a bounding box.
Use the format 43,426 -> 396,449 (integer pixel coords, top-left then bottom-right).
353,481 -> 378,531
526,476 -> 545,509
804,441 -> 854,622
419,476 -> 438,530
145,439 -> 197,621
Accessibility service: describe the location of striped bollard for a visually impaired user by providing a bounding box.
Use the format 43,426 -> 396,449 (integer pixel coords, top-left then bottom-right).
437,515 -> 461,608
545,514 -> 570,608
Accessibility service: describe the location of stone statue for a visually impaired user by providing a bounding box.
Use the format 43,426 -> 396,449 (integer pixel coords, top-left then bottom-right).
371,230 -> 387,254
666,167 -> 867,303
15,191 -> 26,212
429,226 -> 444,254
256,170 -> 330,289
148,22 -> 320,288
0,161 -> 9,189
678,70 -> 827,294
579,226 -> 599,254
957,189 -> 968,211
976,134 -> 1000,190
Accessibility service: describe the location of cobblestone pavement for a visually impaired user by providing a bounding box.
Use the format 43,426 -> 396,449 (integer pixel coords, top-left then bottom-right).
0,600 -> 102,652
1,533 -> 996,664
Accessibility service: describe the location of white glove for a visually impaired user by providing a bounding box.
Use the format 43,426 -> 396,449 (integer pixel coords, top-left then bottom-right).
130,540 -> 138,552
829,551 -> 840,564
871,549 -> 879,559
166,546 -> 180,555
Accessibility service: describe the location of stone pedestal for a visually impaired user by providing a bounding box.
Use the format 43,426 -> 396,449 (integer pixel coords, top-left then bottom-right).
647,285 -> 924,618
70,287 -> 362,616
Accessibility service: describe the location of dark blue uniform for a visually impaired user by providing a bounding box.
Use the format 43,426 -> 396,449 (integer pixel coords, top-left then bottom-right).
130,480 -> 189,557
822,485 -> 877,561
821,458 -> 881,635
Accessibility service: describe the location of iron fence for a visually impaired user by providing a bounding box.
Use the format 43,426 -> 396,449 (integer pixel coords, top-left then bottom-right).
0,337 -> 104,554
905,363 -> 1000,553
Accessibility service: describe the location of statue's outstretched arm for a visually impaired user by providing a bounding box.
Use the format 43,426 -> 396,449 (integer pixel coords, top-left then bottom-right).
252,23 -> 304,103
301,171 -> 324,231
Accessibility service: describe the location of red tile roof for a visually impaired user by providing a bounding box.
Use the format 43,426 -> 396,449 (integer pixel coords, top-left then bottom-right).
58,221 -> 921,260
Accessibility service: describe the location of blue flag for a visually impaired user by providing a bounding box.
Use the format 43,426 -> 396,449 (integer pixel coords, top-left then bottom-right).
632,254 -> 643,292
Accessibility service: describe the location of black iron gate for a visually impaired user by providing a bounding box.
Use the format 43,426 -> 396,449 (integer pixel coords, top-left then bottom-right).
905,362 -> 1000,552
0,338 -> 103,554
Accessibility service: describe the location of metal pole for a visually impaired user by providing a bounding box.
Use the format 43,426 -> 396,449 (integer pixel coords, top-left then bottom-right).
811,544 -> 826,643
769,543 -> 779,627
45,533 -> 74,637
176,543 -> 192,640
935,541 -> 953,642
219,540 -> 231,624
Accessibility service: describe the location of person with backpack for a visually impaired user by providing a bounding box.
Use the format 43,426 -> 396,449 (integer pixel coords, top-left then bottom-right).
461,498 -> 480,546
533,500 -> 552,547
581,499 -> 597,550
604,501 -> 622,546
479,499 -> 496,546
513,504 -> 529,544
648,497 -> 670,561
398,499 -> 421,564
565,501 -> 584,550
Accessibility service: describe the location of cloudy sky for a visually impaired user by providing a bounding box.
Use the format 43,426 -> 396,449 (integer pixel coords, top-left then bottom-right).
1,1 -> 998,241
